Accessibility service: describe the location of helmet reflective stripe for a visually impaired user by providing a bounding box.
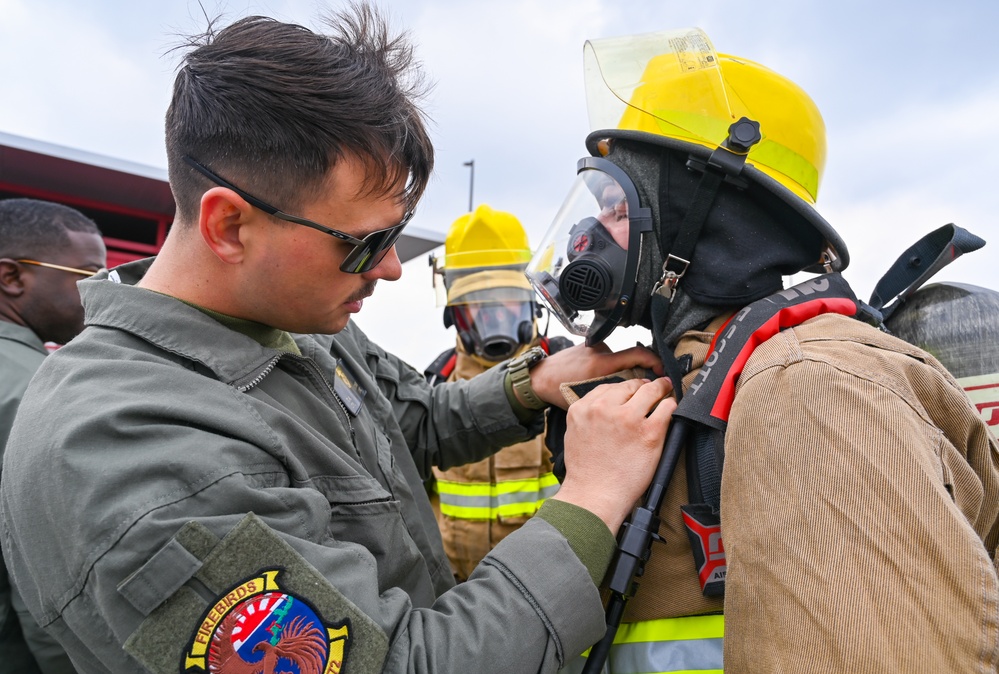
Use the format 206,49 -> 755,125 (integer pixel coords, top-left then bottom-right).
434,474 -> 560,520
565,614 -> 725,674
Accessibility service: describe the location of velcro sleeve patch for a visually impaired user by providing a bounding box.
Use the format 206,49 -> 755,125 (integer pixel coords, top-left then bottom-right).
123,513 -> 389,674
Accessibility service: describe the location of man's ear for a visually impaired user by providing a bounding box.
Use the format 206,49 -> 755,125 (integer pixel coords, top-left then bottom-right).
198,187 -> 255,264
0,259 -> 26,298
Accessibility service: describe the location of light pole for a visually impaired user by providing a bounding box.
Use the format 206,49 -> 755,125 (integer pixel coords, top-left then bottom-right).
463,160 -> 474,213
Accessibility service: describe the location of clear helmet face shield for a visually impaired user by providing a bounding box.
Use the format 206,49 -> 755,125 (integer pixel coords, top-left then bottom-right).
584,27 -> 731,148
526,157 -> 651,345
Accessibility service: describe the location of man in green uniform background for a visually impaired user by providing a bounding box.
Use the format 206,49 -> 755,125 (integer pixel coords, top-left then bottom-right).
0,197 -> 105,674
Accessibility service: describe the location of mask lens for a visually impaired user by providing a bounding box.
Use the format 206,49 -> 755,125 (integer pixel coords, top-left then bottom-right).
526,166 -> 634,338
454,301 -> 534,361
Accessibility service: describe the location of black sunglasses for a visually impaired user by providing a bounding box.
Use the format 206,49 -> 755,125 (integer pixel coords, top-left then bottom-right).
183,155 -> 412,273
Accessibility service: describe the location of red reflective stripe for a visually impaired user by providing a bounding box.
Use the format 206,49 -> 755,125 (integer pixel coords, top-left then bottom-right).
966,382 -> 999,392
440,353 -> 457,378
709,297 -> 858,423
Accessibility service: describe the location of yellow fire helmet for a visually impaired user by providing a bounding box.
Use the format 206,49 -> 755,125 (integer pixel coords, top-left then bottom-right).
582,26 -> 847,271
430,204 -> 535,306
585,27 -> 824,204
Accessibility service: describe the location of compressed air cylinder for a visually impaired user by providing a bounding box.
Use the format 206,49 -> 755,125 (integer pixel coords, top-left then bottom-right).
885,282 -> 999,436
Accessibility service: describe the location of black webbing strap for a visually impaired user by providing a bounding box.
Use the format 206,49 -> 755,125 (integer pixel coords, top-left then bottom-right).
650,293 -> 690,404
869,223 -> 985,321
653,118 -> 761,303
659,165 -> 724,279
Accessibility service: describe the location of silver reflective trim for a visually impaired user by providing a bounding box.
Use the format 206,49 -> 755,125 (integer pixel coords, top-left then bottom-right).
610,637 -> 723,673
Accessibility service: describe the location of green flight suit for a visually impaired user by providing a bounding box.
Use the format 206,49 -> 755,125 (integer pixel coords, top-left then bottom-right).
0,321 -> 76,674
0,259 -> 613,673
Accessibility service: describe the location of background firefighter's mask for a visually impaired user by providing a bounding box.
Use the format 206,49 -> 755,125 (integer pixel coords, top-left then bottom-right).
447,300 -> 537,362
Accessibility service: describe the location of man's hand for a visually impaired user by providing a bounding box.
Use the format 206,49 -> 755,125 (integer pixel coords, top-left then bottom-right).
551,377 -> 675,534
529,343 -> 662,410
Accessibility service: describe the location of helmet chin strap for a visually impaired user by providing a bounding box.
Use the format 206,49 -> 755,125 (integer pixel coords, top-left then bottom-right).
649,118 -> 762,399
649,289 -> 721,401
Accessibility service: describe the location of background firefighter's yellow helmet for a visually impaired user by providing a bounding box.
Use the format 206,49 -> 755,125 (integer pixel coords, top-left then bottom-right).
585,27 -> 826,205
430,204 -> 539,362
432,204 -> 534,307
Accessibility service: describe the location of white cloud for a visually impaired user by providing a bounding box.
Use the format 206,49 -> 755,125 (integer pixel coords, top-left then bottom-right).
3,0 -> 997,369
821,85 -> 999,300
0,1 -> 175,165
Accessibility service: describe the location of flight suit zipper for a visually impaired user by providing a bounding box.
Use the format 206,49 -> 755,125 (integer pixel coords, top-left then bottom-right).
311,360 -> 356,446
236,355 -> 282,392
235,354 -> 356,447
289,356 -> 356,446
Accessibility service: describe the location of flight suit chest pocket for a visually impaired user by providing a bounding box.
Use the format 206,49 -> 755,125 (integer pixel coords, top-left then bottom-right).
316,474 -> 417,562
315,471 -> 434,606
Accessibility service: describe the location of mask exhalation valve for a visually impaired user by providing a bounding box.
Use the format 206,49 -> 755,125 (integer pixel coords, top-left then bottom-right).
560,260 -> 613,311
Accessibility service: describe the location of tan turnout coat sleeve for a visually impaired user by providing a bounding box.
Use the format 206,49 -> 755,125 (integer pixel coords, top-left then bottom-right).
722,313 -> 999,672
622,311 -> 999,673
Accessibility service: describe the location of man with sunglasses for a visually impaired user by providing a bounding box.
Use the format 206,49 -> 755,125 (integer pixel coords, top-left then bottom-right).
0,197 -> 105,674
0,7 -> 673,673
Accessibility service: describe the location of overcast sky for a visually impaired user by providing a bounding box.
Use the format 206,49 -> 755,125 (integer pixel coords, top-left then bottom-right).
1,0 -> 996,367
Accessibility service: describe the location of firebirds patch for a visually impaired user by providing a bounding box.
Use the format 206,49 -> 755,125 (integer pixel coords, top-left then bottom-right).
183,569 -> 351,674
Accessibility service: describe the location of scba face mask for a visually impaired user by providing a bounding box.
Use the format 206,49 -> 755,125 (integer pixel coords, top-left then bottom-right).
526,157 -> 651,345
452,300 -> 537,362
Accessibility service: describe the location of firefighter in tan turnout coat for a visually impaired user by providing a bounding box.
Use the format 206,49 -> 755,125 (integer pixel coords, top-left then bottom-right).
427,204 -> 570,581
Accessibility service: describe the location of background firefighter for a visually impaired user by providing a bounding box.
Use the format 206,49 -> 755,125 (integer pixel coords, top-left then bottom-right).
427,204 -> 571,581
528,28 -> 999,673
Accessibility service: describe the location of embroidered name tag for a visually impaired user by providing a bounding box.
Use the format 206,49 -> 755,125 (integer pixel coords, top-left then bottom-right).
333,360 -> 367,416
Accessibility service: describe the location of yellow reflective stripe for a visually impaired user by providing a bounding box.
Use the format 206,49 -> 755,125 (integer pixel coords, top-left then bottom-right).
579,614 -> 725,653
649,109 -> 818,203
435,473 -> 560,520
746,138 -> 819,204
439,500 -> 547,519
436,473 -> 560,497
574,615 -> 724,674
612,614 -> 724,644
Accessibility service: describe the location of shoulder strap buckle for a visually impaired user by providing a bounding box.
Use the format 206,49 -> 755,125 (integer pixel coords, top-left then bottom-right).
652,254 -> 690,301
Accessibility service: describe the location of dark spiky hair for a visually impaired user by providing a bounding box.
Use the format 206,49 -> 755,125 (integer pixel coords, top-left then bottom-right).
165,2 -> 434,225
